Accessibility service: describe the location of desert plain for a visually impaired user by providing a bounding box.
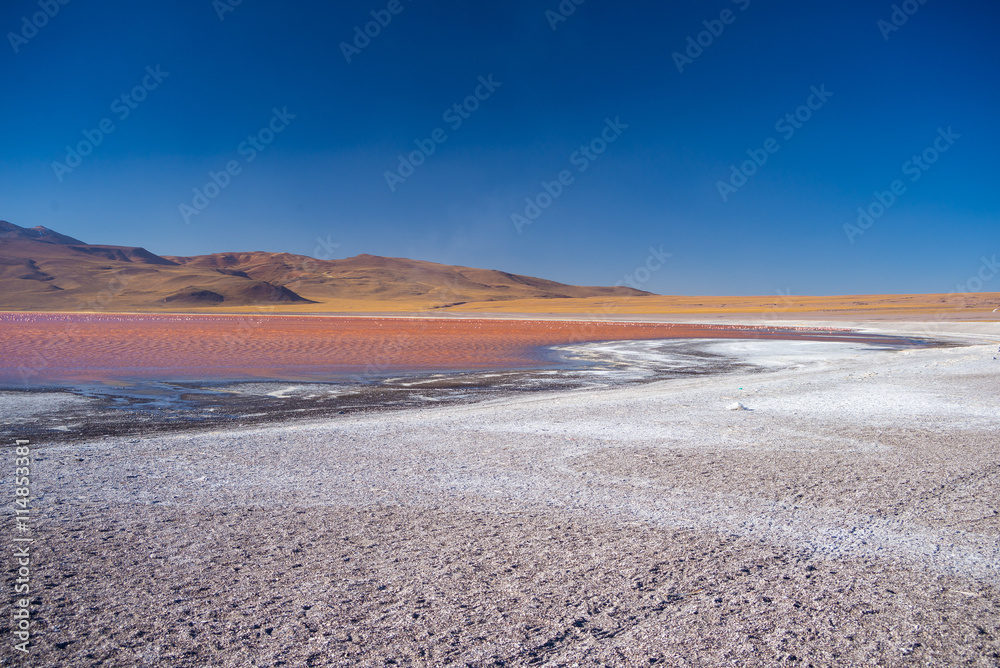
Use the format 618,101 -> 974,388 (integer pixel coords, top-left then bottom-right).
2,307 -> 999,667
3,220 -> 1000,667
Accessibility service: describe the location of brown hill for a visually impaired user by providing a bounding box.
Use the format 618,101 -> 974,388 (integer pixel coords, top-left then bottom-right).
163,252 -> 648,306
0,221 -> 648,312
6,221 -> 991,320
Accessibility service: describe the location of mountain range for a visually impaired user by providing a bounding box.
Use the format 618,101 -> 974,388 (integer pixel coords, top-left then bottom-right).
2,221 -> 997,319
0,221 -> 647,311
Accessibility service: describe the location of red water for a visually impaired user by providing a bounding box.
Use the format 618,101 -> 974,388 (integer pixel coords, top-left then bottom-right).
0,312 -> 913,385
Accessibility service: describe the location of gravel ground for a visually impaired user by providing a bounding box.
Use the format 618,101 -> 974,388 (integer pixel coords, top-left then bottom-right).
3,322 -> 999,666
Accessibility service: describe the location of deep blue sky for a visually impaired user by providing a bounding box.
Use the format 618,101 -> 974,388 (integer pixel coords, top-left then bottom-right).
2,0 -> 997,295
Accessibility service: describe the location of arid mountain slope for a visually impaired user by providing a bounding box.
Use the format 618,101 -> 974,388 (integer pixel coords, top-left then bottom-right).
0,221 -> 648,311
5,221 -> 994,319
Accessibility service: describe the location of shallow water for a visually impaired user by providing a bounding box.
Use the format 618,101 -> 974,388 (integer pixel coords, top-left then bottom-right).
0,334 -> 942,444
0,312 -> 931,386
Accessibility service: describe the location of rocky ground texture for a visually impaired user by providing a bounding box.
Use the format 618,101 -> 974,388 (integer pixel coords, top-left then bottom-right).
3,322 -> 999,666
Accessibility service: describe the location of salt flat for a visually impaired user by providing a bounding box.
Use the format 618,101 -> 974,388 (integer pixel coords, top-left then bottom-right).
6,321 -> 1000,666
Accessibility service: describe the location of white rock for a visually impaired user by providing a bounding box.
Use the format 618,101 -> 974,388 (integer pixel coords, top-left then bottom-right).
726,402 -> 746,411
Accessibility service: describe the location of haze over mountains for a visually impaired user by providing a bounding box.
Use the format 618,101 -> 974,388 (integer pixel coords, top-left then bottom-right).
0,221 -> 647,311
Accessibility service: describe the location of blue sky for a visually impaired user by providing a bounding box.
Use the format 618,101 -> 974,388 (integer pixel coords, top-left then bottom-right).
1,0 -> 997,295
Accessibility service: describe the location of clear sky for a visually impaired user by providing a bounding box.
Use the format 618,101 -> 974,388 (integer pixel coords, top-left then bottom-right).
1,0 -> 997,296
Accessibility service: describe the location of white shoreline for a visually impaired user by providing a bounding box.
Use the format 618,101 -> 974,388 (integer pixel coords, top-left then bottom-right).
25,321 -> 1000,580
7,319 -> 1000,665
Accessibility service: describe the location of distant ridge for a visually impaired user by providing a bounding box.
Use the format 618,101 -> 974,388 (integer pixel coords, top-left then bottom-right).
0,221 -> 650,311
1,220 -> 85,245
